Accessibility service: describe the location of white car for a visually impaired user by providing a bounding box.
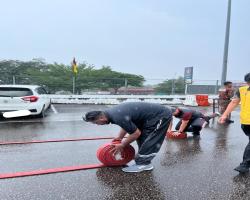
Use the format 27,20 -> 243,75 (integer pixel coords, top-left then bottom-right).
0,85 -> 51,118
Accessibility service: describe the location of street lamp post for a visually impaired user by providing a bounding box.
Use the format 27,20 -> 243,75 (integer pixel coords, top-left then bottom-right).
221,0 -> 232,85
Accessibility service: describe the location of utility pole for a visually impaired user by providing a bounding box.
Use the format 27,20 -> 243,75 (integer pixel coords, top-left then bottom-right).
72,76 -> 75,94
221,0 -> 232,85
171,79 -> 175,95
171,73 -> 177,95
12,76 -> 15,85
124,78 -> 128,95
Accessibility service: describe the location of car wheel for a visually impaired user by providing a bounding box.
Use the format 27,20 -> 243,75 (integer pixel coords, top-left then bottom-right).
38,105 -> 46,118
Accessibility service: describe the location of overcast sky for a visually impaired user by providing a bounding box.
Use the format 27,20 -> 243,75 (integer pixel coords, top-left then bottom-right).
0,0 -> 249,83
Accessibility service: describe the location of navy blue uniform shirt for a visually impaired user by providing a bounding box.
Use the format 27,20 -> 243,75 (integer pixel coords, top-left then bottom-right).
104,102 -> 172,134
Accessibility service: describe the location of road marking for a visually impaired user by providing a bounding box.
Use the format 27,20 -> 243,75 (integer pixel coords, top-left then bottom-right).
51,105 -> 58,114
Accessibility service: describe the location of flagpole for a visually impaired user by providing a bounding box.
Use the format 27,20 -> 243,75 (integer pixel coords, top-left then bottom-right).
71,57 -> 78,95
73,75 -> 75,94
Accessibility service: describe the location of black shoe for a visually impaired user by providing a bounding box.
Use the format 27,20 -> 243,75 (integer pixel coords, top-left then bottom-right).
204,116 -> 210,123
205,112 -> 220,121
192,133 -> 200,138
234,163 -> 250,173
226,119 -> 234,123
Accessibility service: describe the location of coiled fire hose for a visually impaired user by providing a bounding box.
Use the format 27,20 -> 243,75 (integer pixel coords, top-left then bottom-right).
0,139 -> 135,179
97,141 -> 135,166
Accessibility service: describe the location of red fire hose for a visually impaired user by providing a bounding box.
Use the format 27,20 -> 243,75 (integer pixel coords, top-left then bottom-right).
166,131 -> 187,139
0,140 -> 135,179
0,164 -> 105,179
0,136 -> 116,145
97,141 -> 135,166
0,131 -> 185,179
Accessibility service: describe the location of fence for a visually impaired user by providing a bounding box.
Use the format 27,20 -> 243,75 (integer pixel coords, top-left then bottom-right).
0,74 -> 134,95
0,74 -> 243,95
186,80 -> 220,94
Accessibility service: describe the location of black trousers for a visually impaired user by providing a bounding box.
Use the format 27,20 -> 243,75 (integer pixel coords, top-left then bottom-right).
175,118 -> 205,135
135,117 -> 171,165
241,125 -> 250,165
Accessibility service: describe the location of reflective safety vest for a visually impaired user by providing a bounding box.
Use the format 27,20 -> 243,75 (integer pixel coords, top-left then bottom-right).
239,86 -> 250,124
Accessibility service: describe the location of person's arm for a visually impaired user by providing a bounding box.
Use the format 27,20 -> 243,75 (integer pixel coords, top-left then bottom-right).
112,128 -> 127,141
178,120 -> 189,133
172,119 -> 189,136
121,129 -> 141,147
112,129 -> 141,154
173,112 -> 192,136
219,98 -> 240,123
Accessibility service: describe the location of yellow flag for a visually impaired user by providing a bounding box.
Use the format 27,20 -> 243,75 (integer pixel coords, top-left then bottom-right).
72,57 -> 78,74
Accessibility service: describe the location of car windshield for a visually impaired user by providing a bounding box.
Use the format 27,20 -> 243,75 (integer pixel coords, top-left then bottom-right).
0,87 -> 33,97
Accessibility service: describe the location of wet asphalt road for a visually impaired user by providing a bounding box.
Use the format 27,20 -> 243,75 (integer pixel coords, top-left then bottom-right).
0,104 -> 250,200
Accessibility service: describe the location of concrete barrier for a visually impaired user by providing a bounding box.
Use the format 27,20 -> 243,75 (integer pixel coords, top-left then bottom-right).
183,95 -> 198,106
49,94 -> 218,105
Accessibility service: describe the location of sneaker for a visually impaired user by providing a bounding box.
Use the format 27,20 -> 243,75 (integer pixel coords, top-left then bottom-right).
234,163 -> 250,173
226,119 -> 234,123
208,112 -> 221,119
215,112 -> 221,117
122,163 -> 154,173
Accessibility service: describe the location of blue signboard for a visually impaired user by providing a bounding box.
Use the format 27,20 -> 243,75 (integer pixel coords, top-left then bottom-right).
184,67 -> 193,84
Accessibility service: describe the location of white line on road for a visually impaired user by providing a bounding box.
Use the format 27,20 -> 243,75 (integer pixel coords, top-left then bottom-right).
51,105 -> 58,114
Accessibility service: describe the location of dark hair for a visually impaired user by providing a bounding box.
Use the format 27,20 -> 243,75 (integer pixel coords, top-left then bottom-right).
244,73 -> 250,82
224,81 -> 232,86
83,111 -> 104,122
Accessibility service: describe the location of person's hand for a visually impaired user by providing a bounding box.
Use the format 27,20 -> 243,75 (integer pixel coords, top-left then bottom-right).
218,116 -> 227,124
111,143 -> 125,155
112,137 -> 122,142
172,131 -> 182,136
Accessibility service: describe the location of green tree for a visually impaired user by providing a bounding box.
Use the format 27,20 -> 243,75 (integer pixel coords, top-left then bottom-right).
0,59 -> 145,94
155,76 -> 185,94
76,66 -> 144,94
